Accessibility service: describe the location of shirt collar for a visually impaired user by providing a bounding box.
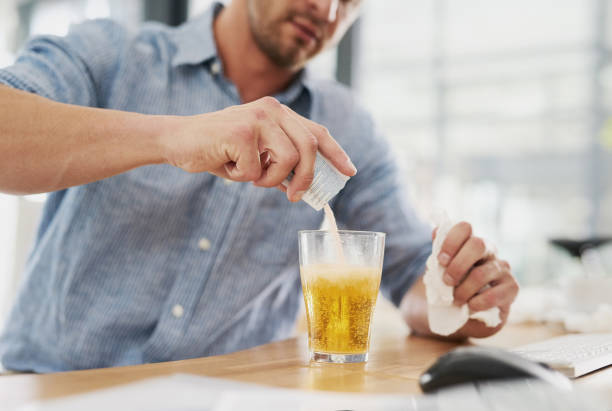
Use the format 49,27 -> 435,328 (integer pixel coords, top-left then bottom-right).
170,1 -> 313,103
274,69 -> 310,105
170,2 -> 223,67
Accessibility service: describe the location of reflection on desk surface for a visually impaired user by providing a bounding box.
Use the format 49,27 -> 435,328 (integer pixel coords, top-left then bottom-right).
12,373 -> 609,411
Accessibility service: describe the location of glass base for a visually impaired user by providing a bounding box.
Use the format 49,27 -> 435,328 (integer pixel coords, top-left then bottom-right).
310,351 -> 368,363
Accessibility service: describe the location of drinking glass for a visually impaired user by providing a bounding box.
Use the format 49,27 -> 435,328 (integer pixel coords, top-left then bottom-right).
298,230 -> 385,363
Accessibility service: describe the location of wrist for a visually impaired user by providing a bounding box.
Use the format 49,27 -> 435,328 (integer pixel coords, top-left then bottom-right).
142,113 -> 180,166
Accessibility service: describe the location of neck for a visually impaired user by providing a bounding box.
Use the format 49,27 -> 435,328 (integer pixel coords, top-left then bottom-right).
214,1 -> 298,103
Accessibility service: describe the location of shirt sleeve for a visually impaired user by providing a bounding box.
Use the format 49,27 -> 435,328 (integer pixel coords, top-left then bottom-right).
332,108 -> 432,308
0,19 -> 127,107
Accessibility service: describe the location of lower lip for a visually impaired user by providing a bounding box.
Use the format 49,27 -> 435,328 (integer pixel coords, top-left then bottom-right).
291,21 -> 316,44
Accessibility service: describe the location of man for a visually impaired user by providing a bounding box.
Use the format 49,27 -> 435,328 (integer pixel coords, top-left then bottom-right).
0,0 -> 518,372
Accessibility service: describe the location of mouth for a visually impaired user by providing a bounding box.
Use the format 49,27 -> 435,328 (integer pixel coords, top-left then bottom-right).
290,17 -> 321,45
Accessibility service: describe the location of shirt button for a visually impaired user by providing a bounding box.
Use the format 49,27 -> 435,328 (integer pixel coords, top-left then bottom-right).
198,237 -> 211,251
210,61 -> 221,75
171,304 -> 184,318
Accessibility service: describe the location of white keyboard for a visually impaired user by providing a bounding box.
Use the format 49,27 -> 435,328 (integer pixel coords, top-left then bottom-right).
512,333 -> 612,378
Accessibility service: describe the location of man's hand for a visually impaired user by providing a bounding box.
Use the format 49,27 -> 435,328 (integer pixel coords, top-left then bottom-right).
160,96 -> 357,202
435,221 -> 519,338
0,88 -> 355,196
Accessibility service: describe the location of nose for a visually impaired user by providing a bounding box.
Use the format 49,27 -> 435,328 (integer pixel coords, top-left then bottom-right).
307,0 -> 339,23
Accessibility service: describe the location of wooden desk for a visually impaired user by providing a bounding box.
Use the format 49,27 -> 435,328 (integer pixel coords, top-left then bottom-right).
2,324 -> 611,409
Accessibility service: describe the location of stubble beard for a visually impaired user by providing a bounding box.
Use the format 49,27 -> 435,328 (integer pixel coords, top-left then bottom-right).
247,8 -> 312,69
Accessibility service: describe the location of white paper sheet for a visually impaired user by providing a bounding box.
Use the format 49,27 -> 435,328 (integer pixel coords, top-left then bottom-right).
13,374 -> 414,411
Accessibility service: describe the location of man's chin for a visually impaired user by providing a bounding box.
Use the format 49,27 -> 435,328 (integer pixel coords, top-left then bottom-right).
271,49 -> 311,70
294,44 -> 323,65
286,56 -> 311,71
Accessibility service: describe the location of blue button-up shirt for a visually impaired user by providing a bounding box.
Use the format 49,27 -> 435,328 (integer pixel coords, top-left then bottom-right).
0,3 -> 431,372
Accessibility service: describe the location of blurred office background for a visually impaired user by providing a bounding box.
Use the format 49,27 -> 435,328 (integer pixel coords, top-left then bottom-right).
1,0 -> 612,326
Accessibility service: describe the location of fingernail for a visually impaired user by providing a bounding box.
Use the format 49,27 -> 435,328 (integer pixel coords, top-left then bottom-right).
438,252 -> 450,266
294,190 -> 306,202
443,273 -> 454,286
347,159 -> 357,175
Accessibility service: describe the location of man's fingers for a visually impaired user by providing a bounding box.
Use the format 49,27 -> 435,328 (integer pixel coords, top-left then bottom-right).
453,260 -> 505,306
253,121 -> 299,188
444,235 -> 489,286
232,98 -> 355,199
223,134 -> 261,182
287,109 -> 356,177
452,276 -> 518,338
438,221 -> 472,270
467,278 -> 519,312
259,151 -> 272,170
457,315 -> 506,338
277,108 -> 318,201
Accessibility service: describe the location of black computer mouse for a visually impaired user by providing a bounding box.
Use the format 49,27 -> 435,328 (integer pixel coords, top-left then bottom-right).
419,346 -> 572,393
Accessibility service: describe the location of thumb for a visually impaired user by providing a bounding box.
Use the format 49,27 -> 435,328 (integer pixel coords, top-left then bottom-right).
223,143 -> 262,182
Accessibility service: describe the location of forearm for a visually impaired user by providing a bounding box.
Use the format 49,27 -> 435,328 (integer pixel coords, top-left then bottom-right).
0,85 -> 168,194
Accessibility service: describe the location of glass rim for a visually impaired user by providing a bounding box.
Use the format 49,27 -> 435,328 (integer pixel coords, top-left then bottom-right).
298,229 -> 386,238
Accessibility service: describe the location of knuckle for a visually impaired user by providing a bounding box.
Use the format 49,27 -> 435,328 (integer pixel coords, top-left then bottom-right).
286,150 -> 300,166
503,268 -> 517,283
310,123 -> 329,139
318,125 -> 331,137
457,221 -> 473,237
470,236 -> 486,254
304,134 -> 318,152
500,259 -> 511,271
510,279 -> 520,294
252,107 -> 267,121
260,96 -> 280,108
471,266 -> 487,284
